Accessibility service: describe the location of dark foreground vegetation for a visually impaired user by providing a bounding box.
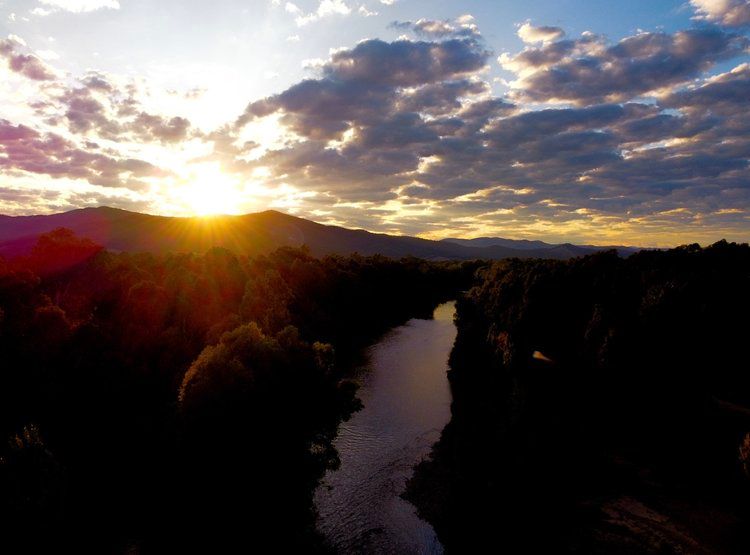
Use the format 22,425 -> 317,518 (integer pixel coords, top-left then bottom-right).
0,227 -> 479,553
406,241 -> 750,553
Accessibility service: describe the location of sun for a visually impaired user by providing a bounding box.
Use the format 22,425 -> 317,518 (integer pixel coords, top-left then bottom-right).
182,163 -> 245,217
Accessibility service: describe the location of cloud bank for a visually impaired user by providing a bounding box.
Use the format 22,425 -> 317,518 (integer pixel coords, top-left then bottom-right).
227,12 -> 750,243
0,4 -> 749,245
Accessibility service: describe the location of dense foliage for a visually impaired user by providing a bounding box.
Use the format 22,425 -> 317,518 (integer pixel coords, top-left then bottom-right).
0,228 -> 477,553
407,241 -> 750,553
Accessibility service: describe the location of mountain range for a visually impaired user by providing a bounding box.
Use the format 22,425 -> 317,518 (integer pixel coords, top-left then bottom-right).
0,207 -> 643,260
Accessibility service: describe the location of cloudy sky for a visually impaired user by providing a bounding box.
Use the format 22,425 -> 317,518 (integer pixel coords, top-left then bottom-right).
0,0 -> 749,245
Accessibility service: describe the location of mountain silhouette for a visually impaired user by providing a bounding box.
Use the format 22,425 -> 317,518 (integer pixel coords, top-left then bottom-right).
0,207 -> 641,260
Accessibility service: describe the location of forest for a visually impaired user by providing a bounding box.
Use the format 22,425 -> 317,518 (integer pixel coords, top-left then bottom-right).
0,227 -> 480,553
4,227 -> 750,554
406,241 -> 750,553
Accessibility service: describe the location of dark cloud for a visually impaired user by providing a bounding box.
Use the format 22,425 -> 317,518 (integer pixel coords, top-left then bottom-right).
324,38 -> 489,86
59,87 -> 121,136
131,113 -> 191,143
357,112 -> 439,148
502,27 -> 749,104
0,39 -> 55,81
0,51 -> 195,146
397,79 -> 489,116
0,119 -> 163,190
390,16 -> 480,39
662,63 -> 750,116
240,78 -> 395,139
236,36 -> 490,142
80,71 -> 115,92
483,104 -> 627,145
222,21 -> 750,243
50,82 -> 193,144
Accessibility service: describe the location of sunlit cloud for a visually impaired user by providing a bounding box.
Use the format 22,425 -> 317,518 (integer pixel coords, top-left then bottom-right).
284,0 -> 352,26
36,0 -> 121,14
691,0 -> 750,27
516,21 -> 565,44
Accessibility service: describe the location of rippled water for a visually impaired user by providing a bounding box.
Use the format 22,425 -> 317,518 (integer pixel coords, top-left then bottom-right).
314,302 -> 456,554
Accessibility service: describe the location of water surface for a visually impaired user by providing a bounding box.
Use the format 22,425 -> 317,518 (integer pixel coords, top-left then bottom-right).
315,302 -> 456,554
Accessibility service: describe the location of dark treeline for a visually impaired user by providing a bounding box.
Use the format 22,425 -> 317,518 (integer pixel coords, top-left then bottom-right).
0,227 -> 479,553
407,241 -> 750,553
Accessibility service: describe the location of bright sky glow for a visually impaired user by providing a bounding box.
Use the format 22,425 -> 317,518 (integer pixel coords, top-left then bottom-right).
0,0 -> 749,245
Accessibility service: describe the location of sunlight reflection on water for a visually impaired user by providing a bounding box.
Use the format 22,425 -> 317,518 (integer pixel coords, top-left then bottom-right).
314,302 -> 456,554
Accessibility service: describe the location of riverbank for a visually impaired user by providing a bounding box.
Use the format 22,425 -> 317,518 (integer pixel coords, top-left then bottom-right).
405,245 -> 750,553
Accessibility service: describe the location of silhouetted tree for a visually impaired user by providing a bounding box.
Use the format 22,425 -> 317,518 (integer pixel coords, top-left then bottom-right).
0,424 -> 66,552
0,229 -> 475,552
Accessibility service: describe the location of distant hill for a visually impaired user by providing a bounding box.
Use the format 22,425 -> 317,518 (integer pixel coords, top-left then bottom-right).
442,237 -> 555,250
0,207 -> 642,260
442,236 -> 642,257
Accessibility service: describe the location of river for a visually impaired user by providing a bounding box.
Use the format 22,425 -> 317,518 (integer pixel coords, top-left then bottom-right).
314,301 -> 456,554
